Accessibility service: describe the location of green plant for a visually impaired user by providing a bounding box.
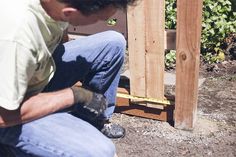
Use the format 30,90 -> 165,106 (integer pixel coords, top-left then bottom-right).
165,0 -> 177,69
165,0 -> 236,65
201,0 -> 236,58
165,50 -> 176,69
107,18 -> 117,26
165,0 -> 177,29
202,50 -> 225,64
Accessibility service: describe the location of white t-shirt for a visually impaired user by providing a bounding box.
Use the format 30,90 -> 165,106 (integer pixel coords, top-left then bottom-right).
0,0 -> 68,110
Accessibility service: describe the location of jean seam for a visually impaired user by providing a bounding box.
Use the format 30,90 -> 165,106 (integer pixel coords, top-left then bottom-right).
100,61 -> 109,92
100,47 -> 123,91
19,136 -> 74,157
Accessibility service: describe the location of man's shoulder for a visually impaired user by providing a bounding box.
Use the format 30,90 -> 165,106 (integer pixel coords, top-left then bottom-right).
0,1 -> 36,41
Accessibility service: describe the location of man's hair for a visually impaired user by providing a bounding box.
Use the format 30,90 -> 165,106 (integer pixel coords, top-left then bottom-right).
58,0 -> 137,15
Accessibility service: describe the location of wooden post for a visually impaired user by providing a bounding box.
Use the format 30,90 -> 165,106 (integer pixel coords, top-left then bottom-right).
175,0 -> 203,129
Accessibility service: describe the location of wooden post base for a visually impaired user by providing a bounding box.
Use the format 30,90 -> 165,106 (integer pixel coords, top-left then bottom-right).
115,88 -> 174,123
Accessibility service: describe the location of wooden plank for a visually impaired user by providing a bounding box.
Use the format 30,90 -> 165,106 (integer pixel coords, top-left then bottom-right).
145,0 -> 165,106
116,87 -> 174,122
67,9 -> 127,39
116,97 -> 174,122
67,29 -> 177,50
175,0 -> 203,129
127,1 -> 146,99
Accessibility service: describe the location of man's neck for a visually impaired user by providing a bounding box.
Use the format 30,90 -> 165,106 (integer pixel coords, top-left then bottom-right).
40,0 -> 64,21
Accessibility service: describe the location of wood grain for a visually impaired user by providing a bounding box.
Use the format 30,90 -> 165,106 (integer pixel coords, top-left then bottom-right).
175,0 -> 203,129
145,0 -> 165,106
127,1 -> 146,99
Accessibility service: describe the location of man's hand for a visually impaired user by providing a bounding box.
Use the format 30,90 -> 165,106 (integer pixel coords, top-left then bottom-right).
71,86 -> 107,116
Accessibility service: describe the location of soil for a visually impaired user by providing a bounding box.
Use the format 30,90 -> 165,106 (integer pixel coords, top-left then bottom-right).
111,59 -> 236,157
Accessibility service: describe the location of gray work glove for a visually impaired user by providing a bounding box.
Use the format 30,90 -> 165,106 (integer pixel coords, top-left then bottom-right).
71,86 -> 107,116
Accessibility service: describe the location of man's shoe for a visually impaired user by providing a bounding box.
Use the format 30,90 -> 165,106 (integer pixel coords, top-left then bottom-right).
71,111 -> 125,138
100,121 -> 126,139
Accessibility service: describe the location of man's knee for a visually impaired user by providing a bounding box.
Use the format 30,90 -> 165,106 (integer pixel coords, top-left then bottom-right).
103,31 -> 126,53
104,31 -> 126,66
76,137 -> 116,157
96,139 -> 116,157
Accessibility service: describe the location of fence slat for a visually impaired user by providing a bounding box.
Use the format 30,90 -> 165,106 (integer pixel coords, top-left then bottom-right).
175,0 -> 203,129
145,0 -> 165,104
127,1 -> 146,98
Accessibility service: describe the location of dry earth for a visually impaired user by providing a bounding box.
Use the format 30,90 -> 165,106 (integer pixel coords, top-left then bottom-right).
111,61 -> 236,157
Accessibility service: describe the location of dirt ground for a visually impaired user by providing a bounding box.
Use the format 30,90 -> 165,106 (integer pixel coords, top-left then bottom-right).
111,60 -> 236,157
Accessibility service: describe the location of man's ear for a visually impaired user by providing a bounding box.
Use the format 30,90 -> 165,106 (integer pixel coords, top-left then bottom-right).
62,7 -> 78,17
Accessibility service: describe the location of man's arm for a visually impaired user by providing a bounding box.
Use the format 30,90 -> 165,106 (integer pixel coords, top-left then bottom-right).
0,86 -> 107,128
0,88 -> 74,128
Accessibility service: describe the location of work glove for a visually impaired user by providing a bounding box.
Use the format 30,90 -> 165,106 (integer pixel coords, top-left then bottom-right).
70,86 -> 107,117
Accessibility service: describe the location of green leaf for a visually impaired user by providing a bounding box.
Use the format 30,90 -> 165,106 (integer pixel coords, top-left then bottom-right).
166,0 -> 235,64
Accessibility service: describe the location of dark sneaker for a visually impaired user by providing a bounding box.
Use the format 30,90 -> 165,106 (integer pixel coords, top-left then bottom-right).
100,121 -> 126,139
71,111 -> 125,138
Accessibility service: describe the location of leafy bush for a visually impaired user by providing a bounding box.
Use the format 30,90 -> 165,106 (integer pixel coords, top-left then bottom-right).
165,0 -> 236,66
165,50 -> 176,70
201,0 -> 236,61
165,0 -> 177,29
164,0 -> 177,69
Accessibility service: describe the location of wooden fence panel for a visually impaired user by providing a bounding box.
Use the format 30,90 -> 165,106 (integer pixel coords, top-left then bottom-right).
127,0 -> 165,106
175,0 -> 203,129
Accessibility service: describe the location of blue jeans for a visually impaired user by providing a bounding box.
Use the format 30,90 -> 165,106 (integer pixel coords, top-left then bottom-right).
0,31 -> 126,157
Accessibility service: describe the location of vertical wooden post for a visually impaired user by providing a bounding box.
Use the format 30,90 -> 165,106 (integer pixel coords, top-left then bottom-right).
127,0 -> 165,105
175,0 -> 203,129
